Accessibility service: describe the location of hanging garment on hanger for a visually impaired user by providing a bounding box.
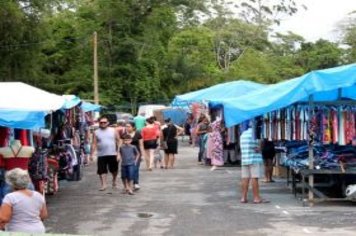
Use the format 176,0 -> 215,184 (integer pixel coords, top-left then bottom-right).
292,107 -> 297,140
344,109 -> 354,144
265,113 -> 270,140
339,107 -> 346,145
0,127 -> 9,147
286,108 -> 291,141
28,149 -> 48,181
303,107 -> 309,141
280,109 -> 285,140
269,112 -> 274,141
323,108 -> 332,144
331,108 -> 338,144
277,110 -> 281,140
295,108 -> 300,140
227,127 -> 234,144
350,109 -> 355,143
299,107 -> 304,140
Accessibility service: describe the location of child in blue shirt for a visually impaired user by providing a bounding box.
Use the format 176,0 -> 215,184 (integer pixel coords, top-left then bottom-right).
118,134 -> 140,195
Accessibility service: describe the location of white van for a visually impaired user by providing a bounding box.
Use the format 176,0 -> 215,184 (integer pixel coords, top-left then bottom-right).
137,104 -> 167,118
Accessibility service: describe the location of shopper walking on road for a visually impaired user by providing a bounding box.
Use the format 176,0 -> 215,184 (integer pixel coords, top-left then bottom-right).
134,112 -> 146,132
161,118 -> 184,169
151,116 -> 164,168
196,115 -> 210,164
117,134 -> 140,195
90,115 -> 121,191
0,168 -> 48,233
141,117 -> 160,171
124,122 -> 144,190
240,122 -> 269,204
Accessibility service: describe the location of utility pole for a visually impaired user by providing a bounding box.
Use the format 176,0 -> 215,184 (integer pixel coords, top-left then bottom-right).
93,31 -> 99,105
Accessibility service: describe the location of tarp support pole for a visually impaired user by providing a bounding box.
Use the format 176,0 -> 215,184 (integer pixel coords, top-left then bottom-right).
308,95 -> 314,206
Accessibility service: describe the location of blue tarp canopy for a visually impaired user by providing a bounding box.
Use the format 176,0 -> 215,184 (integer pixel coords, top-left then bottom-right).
62,95 -> 81,109
221,63 -> 356,128
0,110 -> 46,129
81,102 -> 101,112
161,108 -> 187,126
171,80 -> 266,107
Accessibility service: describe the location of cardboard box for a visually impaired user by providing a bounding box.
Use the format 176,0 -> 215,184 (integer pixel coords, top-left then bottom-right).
273,166 -> 288,178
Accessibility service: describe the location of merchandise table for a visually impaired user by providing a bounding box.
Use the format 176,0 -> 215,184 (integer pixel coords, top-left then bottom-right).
298,169 -> 356,206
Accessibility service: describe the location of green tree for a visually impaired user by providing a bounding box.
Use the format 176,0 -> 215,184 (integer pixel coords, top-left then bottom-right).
295,40 -> 344,71
167,27 -> 218,93
0,0 -> 62,84
338,13 -> 356,62
2,0 -> 343,108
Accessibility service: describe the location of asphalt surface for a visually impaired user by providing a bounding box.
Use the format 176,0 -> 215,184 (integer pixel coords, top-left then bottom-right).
45,141 -> 356,236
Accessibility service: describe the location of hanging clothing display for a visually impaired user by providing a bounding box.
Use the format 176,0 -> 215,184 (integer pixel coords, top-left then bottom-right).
208,120 -> 224,167
255,105 -> 355,145
0,127 -> 9,147
28,149 -> 48,182
309,106 -> 355,145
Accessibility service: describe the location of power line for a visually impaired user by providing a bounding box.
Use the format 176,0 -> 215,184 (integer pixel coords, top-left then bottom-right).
0,36 -> 90,50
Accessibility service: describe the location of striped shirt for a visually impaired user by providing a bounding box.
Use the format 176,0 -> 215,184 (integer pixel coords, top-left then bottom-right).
240,128 -> 263,166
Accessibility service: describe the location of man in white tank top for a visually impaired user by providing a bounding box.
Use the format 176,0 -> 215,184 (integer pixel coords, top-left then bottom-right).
90,115 -> 121,191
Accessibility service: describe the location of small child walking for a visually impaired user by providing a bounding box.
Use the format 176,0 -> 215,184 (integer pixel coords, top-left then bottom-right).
118,134 -> 140,195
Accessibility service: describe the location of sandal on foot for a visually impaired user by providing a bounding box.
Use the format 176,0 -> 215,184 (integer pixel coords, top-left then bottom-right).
121,189 -> 128,194
253,199 -> 270,204
240,199 -> 248,203
99,187 -> 107,191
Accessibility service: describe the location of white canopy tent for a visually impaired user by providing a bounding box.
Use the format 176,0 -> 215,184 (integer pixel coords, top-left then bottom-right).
0,82 -> 65,112
0,82 -> 66,129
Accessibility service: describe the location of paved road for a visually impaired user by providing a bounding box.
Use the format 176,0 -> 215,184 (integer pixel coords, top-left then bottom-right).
45,142 -> 356,236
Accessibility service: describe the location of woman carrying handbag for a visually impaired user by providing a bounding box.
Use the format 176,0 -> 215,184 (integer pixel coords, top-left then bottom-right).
161,118 -> 183,169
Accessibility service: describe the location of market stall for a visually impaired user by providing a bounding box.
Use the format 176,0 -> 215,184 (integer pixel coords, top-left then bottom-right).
172,80 -> 266,161
0,82 -> 66,201
0,82 -> 65,129
217,63 -> 356,205
0,84 -> 100,200
51,95 -> 100,183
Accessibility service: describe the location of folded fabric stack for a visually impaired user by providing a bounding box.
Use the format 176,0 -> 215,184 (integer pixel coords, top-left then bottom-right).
281,143 -> 356,172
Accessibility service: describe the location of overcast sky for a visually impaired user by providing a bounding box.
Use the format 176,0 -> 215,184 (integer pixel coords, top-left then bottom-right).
274,0 -> 356,42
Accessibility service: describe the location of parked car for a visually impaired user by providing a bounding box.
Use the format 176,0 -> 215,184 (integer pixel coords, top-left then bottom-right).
116,112 -> 134,122
137,104 -> 167,118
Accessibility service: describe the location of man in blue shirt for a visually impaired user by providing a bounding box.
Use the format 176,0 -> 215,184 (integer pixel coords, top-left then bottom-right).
240,121 -> 269,204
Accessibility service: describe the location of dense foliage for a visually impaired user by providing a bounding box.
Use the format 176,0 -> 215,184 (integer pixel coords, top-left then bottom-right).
0,0 -> 355,112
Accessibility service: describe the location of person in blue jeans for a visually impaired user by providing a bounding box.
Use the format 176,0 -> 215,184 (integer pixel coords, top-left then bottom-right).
118,134 -> 140,195
196,116 -> 210,164
123,122 -> 144,191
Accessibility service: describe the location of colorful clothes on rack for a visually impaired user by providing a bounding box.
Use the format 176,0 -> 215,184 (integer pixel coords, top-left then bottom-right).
209,120 -> 224,166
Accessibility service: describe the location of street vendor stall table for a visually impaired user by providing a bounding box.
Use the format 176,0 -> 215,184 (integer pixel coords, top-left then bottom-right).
299,169 -> 356,205
217,63 -> 356,206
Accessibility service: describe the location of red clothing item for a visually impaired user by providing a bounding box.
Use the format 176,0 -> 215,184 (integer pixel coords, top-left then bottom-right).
0,127 -> 9,147
0,154 -> 5,168
19,130 -> 29,146
141,125 -> 159,141
154,123 -> 160,132
4,158 -> 30,170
